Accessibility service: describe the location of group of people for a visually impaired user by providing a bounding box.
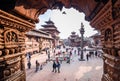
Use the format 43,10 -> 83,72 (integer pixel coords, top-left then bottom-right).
26,46 -> 103,75
86,51 -> 102,61
35,60 -> 43,72
26,52 -> 43,72
26,48 -> 61,73
52,60 -> 61,73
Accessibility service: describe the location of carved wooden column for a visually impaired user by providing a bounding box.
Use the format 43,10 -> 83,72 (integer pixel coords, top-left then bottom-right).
0,10 -> 35,81
90,0 -> 120,81
39,38 -> 43,52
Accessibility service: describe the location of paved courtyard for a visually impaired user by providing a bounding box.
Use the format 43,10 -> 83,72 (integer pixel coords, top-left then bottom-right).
25,52 -> 103,81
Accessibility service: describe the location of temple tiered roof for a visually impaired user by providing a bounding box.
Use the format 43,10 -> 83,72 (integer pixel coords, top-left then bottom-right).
40,19 -> 60,33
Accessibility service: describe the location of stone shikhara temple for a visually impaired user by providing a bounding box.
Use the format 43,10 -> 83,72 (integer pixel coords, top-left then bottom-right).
0,0 -> 120,81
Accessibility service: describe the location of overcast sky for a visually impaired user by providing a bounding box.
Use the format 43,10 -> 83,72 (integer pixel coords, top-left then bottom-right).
36,7 -> 97,39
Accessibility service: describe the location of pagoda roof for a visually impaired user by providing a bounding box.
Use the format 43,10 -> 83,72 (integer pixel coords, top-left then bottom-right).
25,29 -> 53,39
45,19 -> 54,24
90,32 -> 100,38
41,19 -> 58,29
71,31 -> 76,35
40,19 -> 60,33
40,28 -> 60,33
41,24 -> 57,28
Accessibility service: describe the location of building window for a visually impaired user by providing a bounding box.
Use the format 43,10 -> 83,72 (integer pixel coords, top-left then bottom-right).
28,37 -> 31,42
35,44 -> 37,46
29,45 -> 32,47
35,37 -> 39,42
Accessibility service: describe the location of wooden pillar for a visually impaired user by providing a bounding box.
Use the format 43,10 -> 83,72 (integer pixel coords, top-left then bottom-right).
0,10 -> 35,81
90,0 -> 120,81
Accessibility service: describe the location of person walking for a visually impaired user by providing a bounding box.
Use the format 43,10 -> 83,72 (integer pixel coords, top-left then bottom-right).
86,54 -> 89,61
45,48 -> 48,54
28,53 -> 31,61
26,53 -> 31,61
70,50 -> 72,57
40,64 -> 43,70
53,48 -> 56,56
56,61 -> 60,73
66,56 -> 70,64
35,60 -> 40,72
52,61 -> 57,73
74,50 -> 76,55
47,50 -> 50,60
27,61 -> 31,69
95,51 -> 98,57
26,53 -> 29,61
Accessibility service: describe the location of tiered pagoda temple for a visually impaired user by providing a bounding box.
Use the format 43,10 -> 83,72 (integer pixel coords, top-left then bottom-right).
68,31 -> 81,47
40,19 -> 60,48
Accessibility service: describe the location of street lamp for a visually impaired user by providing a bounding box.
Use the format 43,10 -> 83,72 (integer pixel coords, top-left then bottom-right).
79,22 -> 85,61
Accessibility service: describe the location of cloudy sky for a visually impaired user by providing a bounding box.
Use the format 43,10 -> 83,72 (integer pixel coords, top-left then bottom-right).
36,7 -> 97,39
